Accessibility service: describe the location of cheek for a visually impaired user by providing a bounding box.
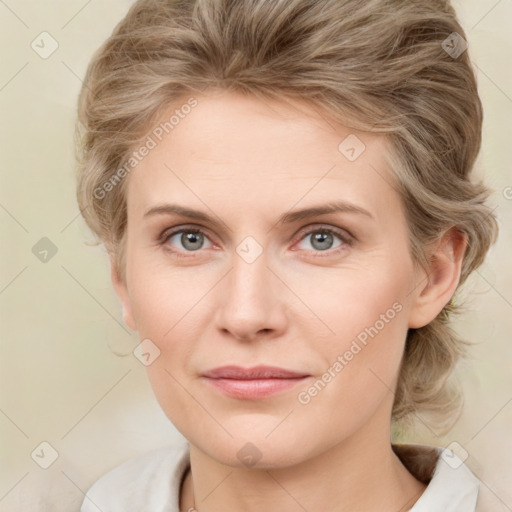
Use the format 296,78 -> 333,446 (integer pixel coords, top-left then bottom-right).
126,249 -> 208,338
305,263 -> 408,346
125,258 -> 207,424
301,267 -> 410,400
292,305 -> 408,445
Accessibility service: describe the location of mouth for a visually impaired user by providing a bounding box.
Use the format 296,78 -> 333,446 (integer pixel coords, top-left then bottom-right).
201,365 -> 311,400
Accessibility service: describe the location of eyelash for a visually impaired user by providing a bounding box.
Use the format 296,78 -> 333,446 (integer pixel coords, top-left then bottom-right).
158,224 -> 355,259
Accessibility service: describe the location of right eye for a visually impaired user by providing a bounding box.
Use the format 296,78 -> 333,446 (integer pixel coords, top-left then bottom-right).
159,226 -> 215,256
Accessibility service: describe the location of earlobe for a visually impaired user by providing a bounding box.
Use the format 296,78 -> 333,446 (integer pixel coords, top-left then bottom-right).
109,256 -> 137,332
408,229 -> 467,329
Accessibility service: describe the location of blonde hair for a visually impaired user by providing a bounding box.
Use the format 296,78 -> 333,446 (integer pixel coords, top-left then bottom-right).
74,0 -> 499,430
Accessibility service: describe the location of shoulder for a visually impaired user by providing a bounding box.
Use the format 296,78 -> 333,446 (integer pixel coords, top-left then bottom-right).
80,442 -> 190,512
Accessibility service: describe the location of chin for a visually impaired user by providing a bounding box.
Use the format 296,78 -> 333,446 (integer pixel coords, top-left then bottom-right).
188,425 -> 323,470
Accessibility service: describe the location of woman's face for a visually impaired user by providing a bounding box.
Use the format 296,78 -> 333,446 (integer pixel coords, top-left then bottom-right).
113,90 -> 426,467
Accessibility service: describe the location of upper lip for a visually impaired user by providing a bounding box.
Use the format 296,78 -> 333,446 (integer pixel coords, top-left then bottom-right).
202,365 -> 310,380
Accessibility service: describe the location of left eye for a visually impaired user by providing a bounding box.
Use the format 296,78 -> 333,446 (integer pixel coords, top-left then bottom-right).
295,229 -> 347,252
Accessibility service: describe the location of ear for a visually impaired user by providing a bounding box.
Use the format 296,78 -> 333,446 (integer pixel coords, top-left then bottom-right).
109,254 -> 137,331
408,228 -> 467,329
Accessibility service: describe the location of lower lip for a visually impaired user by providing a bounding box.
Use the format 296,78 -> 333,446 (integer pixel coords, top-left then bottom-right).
202,377 -> 309,400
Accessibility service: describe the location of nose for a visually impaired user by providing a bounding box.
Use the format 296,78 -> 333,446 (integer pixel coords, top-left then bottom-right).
214,247 -> 289,342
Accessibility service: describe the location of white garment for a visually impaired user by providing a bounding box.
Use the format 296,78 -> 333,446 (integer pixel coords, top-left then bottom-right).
80,442 -> 480,512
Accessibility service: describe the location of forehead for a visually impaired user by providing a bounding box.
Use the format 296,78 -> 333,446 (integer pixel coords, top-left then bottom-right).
125,90 -> 401,222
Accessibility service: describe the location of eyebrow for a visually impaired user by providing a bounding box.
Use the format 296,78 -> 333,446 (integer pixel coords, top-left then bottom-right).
143,201 -> 374,226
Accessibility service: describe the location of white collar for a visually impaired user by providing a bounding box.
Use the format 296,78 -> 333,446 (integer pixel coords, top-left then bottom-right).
393,443 -> 480,511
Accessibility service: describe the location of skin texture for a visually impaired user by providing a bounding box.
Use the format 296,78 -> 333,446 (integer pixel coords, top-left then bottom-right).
110,89 -> 466,512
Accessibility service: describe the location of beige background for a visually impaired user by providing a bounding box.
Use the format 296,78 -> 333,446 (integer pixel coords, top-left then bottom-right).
0,1 -> 511,510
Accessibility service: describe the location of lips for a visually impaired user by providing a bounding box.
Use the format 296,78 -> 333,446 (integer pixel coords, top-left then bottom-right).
201,365 -> 311,400
201,365 -> 310,379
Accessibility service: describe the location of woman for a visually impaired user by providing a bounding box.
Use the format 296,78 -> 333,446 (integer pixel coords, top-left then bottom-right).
75,0 -> 499,510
